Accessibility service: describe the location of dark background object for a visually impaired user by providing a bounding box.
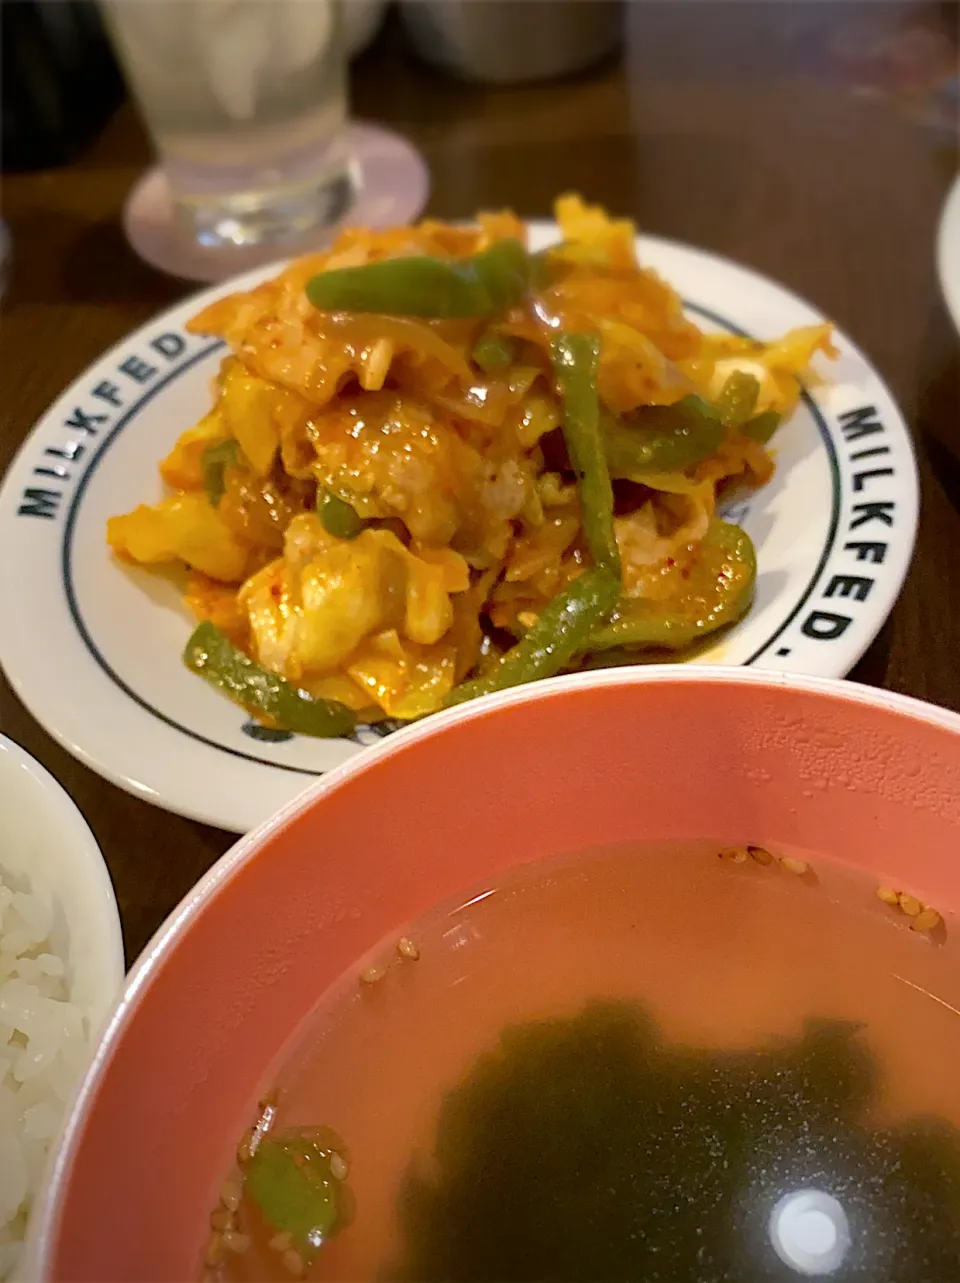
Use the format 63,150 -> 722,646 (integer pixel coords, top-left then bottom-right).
1,0 -> 125,172
400,0 -> 622,85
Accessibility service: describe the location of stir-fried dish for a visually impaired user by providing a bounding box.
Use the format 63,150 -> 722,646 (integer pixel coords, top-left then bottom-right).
107,196 -> 834,734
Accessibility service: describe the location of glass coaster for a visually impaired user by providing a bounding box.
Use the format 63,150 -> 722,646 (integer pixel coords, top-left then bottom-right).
122,122 -> 430,283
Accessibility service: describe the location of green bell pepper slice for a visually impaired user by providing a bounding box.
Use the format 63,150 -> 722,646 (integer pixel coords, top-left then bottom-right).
715,371 -> 760,426
317,488 -> 365,540
742,409 -> 783,444
201,439 -> 241,508
550,333 -> 621,577
587,519 -> 756,651
445,567 -> 620,707
471,331 -> 517,372
184,621 -> 357,738
601,396 -> 724,480
306,239 -> 531,319
244,1129 -> 348,1259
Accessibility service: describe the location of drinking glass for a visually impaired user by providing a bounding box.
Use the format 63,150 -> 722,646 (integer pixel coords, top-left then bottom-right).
100,0 -> 352,249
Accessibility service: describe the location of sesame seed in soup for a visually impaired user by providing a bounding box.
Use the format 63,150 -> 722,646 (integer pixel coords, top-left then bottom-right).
204,840 -> 960,1282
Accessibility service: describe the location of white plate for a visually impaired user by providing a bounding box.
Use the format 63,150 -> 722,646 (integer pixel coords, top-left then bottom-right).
937,173 -> 960,335
0,225 -> 918,833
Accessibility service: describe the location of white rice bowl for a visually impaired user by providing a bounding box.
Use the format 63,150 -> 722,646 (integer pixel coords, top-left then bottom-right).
0,736 -> 123,1280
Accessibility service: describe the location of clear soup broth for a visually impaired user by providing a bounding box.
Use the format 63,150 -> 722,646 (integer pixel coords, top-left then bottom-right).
203,842 -> 960,1281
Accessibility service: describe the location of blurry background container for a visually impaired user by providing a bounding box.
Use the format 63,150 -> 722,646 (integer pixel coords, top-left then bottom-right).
343,0 -> 388,58
1,0 -> 124,171
399,0 -> 622,85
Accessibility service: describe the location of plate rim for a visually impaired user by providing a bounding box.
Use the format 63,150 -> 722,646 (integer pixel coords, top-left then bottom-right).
937,173 -> 960,335
0,226 -> 919,830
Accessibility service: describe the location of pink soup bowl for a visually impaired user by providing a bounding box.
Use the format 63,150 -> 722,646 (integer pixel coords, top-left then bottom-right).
26,667 -> 960,1281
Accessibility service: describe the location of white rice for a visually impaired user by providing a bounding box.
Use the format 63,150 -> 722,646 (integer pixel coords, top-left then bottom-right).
0,868 -> 90,1280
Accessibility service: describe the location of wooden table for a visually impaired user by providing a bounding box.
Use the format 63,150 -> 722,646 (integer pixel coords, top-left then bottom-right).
1,2 -> 957,965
